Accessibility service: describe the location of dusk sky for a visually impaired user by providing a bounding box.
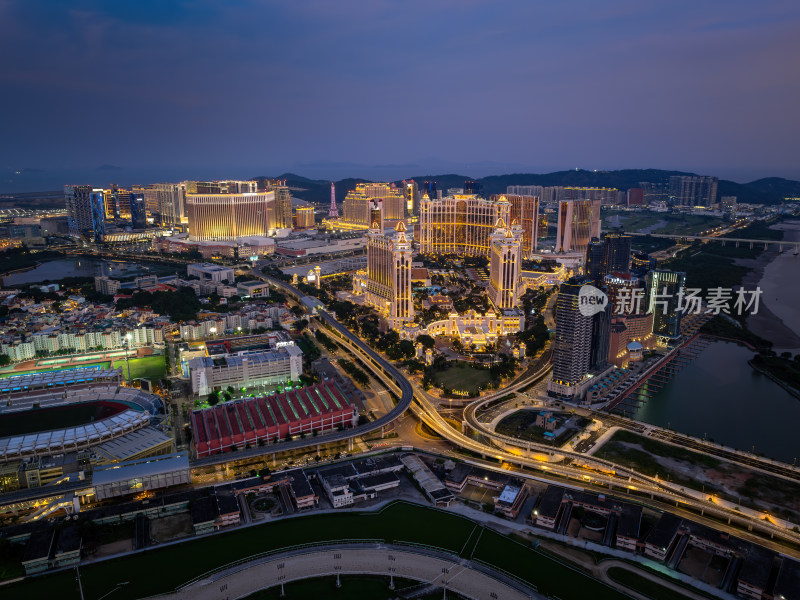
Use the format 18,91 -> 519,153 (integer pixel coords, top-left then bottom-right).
2,0 -> 799,192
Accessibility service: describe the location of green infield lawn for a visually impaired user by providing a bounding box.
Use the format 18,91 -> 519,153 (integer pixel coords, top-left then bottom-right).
115,355 -> 166,382
432,363 -> 492,395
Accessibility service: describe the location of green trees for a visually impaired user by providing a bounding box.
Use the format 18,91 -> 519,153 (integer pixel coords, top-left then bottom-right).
417,334 -> 436,349
207,390 -> 220,406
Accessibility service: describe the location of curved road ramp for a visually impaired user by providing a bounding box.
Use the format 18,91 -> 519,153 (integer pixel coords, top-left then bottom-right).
151,542 -> 541,600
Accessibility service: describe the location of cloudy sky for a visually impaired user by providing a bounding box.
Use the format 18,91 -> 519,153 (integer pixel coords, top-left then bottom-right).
1,0 -> 799,191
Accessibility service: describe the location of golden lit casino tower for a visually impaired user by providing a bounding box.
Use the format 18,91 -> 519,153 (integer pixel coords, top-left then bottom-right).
342,182 -> 406,225
418,193 -> 510,257
489,217 -> 523,310
491,194 -> 539,259
555,198 -> 601,254
353,220 -> 414,330
187,191 -> 275,241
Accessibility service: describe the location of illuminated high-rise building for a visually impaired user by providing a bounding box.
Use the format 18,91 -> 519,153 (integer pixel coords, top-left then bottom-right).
403,180 -> 419,215
418,194 -> 509,257
145,183 -> 187,227
65,184 -> 98,238
294,205 -> 315,229
488,217 -> 522,310
263,179 -> 292,229
423,181 -> 439,200
548,279 -> 593,398
491,194 -> 539,258
352,220 -> 414,330
187,191 -> 275,241
645,269 -> 686,340
342,182 -> 405,226
555,198 -> 601,254
184,180 -> 257,194
130,193 -> 147,229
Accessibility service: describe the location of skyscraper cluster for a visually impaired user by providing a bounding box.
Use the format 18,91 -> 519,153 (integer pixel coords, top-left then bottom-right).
548,230 -> 686,399
65,179 -> 294,243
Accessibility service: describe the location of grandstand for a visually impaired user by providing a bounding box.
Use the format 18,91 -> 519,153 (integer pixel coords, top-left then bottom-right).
0,409 -> 151,461
0,383 -> 163,415
0,366 -> 122,400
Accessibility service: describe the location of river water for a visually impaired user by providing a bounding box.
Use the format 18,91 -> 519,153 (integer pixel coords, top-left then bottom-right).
2,257 -> 182,285
631,341 -> 800,463
631,221 -> 800,463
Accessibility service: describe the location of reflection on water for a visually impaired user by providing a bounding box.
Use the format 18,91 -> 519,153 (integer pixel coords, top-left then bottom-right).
631,340 -> 800,463
2,257 -> 181,285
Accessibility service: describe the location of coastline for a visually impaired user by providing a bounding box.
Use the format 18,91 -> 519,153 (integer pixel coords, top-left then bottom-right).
743,221 -> 800,351
748,359 -> 800,401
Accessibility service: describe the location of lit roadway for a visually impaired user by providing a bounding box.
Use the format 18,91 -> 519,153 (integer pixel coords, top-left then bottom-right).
252,269 -> 800,548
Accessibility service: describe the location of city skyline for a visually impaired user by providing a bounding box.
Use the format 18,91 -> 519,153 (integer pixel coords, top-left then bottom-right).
2,0 -> 800,194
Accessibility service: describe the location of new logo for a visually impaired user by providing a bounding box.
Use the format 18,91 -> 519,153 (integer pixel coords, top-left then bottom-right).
578,285 -> 608,317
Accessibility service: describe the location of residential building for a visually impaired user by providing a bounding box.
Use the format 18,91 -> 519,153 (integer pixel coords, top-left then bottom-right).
94,276 -> 121,295
669,175 -> 718,207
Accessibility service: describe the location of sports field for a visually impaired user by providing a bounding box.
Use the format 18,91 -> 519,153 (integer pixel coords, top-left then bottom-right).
115,355 -> 166,382
5,501 -> 629,600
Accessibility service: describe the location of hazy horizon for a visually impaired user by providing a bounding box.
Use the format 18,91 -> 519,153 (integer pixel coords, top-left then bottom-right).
2,161 -> 796,196
2,1 -> 799,194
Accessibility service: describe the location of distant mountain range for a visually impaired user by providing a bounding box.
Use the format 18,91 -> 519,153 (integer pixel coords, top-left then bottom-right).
253,169 -> 800,207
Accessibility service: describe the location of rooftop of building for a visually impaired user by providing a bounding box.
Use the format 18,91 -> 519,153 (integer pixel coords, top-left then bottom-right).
92,453 -> 190,487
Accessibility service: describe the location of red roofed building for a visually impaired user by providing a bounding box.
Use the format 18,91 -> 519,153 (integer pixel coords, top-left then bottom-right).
190,380 -> 358,458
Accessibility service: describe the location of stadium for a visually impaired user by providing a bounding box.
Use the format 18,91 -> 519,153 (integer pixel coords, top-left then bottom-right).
0,366 -> 167,463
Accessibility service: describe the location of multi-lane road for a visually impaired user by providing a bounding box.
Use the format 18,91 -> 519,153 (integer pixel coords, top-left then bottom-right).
252,267 -> 800,548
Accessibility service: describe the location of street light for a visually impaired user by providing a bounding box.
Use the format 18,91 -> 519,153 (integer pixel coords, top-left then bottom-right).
210,327 -> 217,338
124,333 -> 133,386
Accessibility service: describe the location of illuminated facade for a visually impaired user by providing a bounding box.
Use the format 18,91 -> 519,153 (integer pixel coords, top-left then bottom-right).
187,192 -> 275,241
352,220 -> 414,330
403,180 -> 419,215
554,198 -> 601,254
145,183 -> 187,226
548,280 -> 593,398
294,205 -> 315,228
418,194 -> 510,256
342,182 -> 405,225
491,194 -> 539,258
488,217 -> 522,310
263,179 -> 293,229
645,269 -> 686,340
411,309 -> 525,348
